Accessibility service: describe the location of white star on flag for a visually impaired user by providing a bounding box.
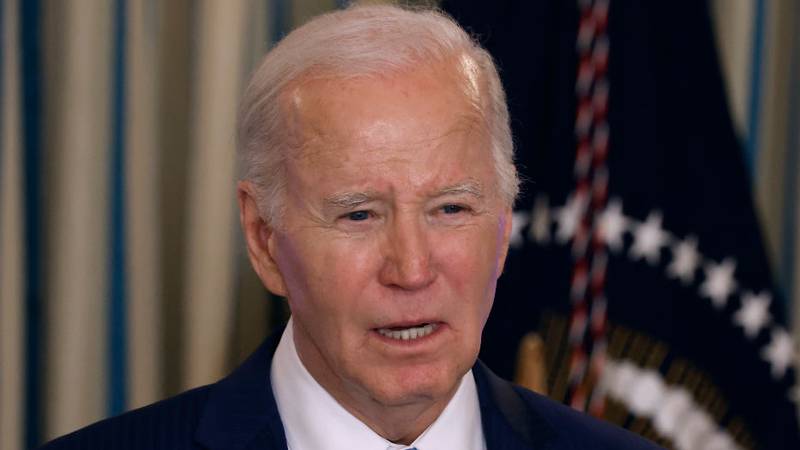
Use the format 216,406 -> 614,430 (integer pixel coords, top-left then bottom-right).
597,198 -> 626,252
700,258 -> 737,309
554,193 -> 587,243
675,409 -> 714,450
653,388 -> 692,436
761,327 -> 795,380
628,370 -> 666,417
703,431 -> 738,450
733,291 -> 772,339
629,211 -> 668,265
510,212 -> 530,249
667,236 -> 700,285
529,195 -> 551,244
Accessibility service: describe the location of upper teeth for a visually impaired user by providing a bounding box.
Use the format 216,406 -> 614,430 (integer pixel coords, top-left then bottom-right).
378,323 -> 437,340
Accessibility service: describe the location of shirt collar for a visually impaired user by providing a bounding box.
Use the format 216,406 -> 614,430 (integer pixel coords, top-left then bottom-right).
271,318 -> 486,450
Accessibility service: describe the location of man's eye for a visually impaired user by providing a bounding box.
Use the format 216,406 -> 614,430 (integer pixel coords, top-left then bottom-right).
441,204 -> 465,214
346,210 -> 371,221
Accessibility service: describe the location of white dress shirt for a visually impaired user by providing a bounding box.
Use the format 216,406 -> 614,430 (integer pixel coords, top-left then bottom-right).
271,318 -> 487,450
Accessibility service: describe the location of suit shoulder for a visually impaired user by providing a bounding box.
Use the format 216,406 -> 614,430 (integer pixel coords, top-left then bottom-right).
38,384 -> 213,450
512,386 -> 663,449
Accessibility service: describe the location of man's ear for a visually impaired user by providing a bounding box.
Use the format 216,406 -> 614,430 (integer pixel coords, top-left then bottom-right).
237,181 -> 288,297
496,206 -> 514,278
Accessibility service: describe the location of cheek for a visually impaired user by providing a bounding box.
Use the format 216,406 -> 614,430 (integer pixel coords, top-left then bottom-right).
276,232 -> 380,318
435,225 -> 502,312
321,238 -> 382,293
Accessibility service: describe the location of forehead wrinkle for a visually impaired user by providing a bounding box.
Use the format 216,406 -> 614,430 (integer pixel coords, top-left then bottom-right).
303,113 -> 483,168
344,106 -> 483,155
446,111 -> 486,141
399,111 -> 485,161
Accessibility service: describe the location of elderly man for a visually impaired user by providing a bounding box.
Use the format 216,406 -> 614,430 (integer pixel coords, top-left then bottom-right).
42,5 -> 660,450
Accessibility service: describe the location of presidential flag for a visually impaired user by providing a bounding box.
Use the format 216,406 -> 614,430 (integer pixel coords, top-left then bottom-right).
442,0 -> 800,448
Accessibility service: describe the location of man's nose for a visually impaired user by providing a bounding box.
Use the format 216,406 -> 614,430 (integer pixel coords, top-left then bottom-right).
379,215 -> 436,290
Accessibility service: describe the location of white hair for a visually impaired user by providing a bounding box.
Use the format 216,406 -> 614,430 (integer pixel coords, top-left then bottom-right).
238,4 -> 519,224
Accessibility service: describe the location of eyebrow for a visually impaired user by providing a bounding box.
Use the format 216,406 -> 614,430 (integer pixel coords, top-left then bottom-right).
433,181 -> 484,199
323,191 -> 380,209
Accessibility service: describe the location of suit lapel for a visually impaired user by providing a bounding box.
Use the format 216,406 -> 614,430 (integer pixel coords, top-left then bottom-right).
473,361 -> 558,450
194,333 -> 287,450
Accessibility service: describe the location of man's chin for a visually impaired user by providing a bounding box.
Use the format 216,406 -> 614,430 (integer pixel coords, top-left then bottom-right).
362,365 -> 466,409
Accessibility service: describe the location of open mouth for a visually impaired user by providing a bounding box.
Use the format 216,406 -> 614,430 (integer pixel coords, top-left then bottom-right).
376,322 -> 440,341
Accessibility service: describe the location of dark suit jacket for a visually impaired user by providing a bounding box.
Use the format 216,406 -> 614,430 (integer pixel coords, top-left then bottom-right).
40,333 -> 661,449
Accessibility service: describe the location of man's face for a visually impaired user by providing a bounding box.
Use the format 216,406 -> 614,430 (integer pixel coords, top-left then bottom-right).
248,62 -> 512,414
